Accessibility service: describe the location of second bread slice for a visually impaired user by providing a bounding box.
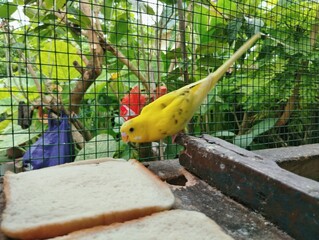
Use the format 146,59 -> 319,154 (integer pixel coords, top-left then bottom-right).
51,210 -> 234,240
1,158 -> 175,239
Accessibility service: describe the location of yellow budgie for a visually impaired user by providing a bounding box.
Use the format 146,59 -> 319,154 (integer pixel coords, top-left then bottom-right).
121,33 -> 262,143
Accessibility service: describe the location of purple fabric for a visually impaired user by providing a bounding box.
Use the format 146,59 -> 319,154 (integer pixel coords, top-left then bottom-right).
23,112 -> 74,169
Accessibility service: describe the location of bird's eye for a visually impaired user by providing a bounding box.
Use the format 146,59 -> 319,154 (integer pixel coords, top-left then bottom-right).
129,127 -> 134,132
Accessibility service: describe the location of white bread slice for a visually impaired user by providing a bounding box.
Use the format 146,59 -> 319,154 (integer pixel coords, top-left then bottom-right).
1,158 -> 175,239
51,209 -> 234,240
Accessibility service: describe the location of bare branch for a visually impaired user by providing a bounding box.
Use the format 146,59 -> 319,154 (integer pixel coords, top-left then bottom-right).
69,0 -> 104,114
177,0 -> 190,84
98,36 -> 150,92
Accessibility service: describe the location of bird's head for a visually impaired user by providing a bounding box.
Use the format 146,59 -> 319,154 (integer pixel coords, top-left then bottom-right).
120,118 -> 148,143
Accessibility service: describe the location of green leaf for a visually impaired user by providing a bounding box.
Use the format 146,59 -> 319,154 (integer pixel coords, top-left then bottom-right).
164,137 -> 184,159
227,19 -> 243,44
213,131 -> 236,137
217,0 -> 237,16
0,87 -> 11,100
24,0 -> 37,4
195,40 -> 226,55
24,6 -> 39,20
41,13 -> 57,23
13,0 -> 24,5
196,55 -> 224,68
144,3 -> 155,15
0,98 -> 12,114
110,13 -> 129,43
158,0 -> 176,4
0,124 -> 41,149
0,1 -> 17,19
11,41 -> 26,50
43,0 -> 53,9
114,141 -> 138,160
36,40 -> 82,81
0,120 -> 11,133
165,47 -> 183,59
55,0 -> 66,8
103,0 -> 114,21
75,134 -> 117,161
196,89 -> 221,115
0,149 -> 9,163
193,4 -> 207,40
66,3 -> 91,28
233,118 -> 278,148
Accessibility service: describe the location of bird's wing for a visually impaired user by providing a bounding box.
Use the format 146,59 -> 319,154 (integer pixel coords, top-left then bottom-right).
140,90 -> 179,115
152,87 -> 199,136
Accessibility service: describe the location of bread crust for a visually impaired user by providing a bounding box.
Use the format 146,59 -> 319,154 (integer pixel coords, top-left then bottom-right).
128,159 -> 174,192
50,210 -> 234,240
51,210 -> 174,240
56,157 -> 126,167
2,206 -> 168,239
1,158 -> 175,239
2,172 -> 12,215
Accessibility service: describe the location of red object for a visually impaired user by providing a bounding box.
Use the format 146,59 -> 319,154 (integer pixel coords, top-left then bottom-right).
120,85 -> 167,121
155,86 -> 167,99
120,86 -> 147,121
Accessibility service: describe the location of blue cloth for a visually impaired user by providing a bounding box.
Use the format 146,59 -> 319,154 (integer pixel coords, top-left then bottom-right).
23,112 -> 74,169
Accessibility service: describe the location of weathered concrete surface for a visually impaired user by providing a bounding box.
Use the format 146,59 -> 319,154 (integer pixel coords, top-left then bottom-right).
176,134 -> 319,240
146,159 -> 293,240
254,144 -> 319,181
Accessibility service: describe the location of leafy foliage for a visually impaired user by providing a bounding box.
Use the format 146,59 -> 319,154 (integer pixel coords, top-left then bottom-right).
36,40 -> 82,81
0,0 -> 319,165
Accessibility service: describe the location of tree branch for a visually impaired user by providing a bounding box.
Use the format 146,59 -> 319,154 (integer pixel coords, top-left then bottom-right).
69,0 -> 104,114
97,33 -> 150,92
177,0 -> 190,85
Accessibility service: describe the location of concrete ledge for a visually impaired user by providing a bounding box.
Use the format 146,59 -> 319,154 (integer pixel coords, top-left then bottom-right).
176,134 -> 319,240
254,144 -> 319,181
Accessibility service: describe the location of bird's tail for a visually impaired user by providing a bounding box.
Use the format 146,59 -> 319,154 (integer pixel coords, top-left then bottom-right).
205,33 -> 262,89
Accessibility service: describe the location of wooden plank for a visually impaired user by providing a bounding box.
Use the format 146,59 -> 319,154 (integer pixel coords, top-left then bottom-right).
176,134 -> 319,240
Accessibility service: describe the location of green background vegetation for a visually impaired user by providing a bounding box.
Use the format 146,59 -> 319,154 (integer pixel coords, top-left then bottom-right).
0,0 -> 319,164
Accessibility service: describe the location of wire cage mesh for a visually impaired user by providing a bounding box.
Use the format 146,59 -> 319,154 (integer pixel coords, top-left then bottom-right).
0,0 -> 319,174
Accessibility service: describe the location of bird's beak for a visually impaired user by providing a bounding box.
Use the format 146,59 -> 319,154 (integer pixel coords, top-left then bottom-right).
121,132 -> 130,143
